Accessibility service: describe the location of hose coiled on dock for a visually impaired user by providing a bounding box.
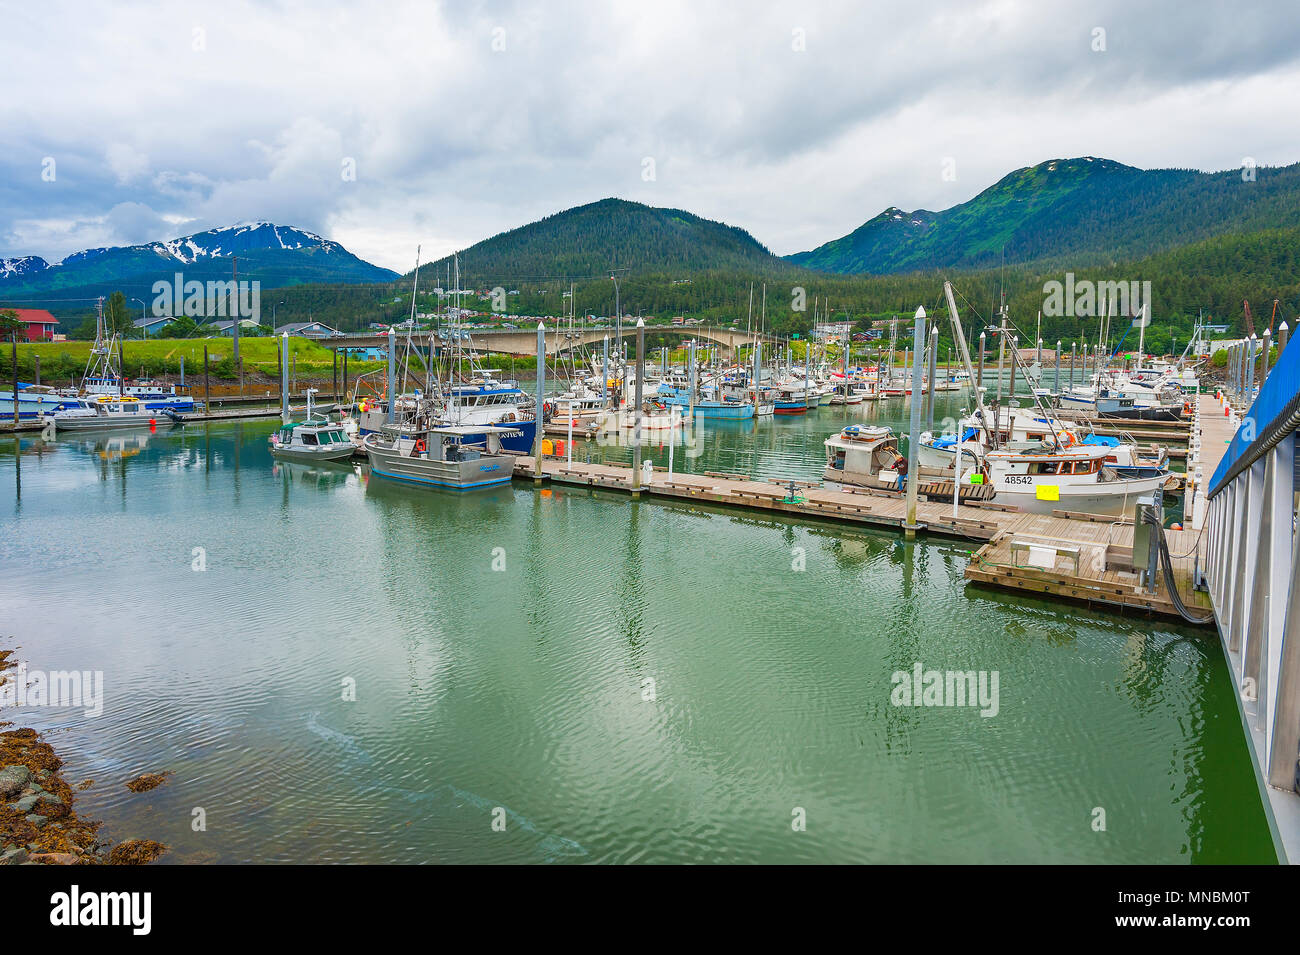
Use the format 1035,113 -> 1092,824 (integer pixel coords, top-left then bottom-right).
1142,509 -> 1216,625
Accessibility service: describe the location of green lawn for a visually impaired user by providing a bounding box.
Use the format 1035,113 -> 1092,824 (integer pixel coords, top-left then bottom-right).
2,337 -> 385,382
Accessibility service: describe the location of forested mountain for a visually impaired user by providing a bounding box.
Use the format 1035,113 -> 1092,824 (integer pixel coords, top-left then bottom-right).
13,159 -> 1299,344
788,158 -> 1300,274
414,198 -> 800,286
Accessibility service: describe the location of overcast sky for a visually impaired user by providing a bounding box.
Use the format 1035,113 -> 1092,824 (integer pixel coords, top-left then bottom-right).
3,0 -> 1300,272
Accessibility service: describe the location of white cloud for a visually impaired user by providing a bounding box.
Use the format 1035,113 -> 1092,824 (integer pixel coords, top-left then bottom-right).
105,143 -> 150,185
1,0 -> 1298,270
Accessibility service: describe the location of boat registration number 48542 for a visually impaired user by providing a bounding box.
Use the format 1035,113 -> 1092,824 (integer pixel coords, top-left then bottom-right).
1004,474 -> 1035,485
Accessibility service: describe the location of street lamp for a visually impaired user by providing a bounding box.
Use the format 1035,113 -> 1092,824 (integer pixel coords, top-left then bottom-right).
272,301 -> 285,332
132,297 -> 146,339
610,272 -> 621,346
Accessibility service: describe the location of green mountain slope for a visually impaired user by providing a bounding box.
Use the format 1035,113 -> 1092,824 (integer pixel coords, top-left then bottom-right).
788,158 -> 1300,274
416,198 -> 799,285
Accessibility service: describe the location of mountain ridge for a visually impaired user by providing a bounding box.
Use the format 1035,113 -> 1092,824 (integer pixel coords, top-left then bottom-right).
414,197 -> 799,285
0,222 -> 398,305
787,157 -> 1300,274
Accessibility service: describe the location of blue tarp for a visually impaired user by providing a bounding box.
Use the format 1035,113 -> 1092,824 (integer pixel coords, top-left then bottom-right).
1210,336 -> 1300,496
1080,434 -> 1120,448
931,427 -> 978,449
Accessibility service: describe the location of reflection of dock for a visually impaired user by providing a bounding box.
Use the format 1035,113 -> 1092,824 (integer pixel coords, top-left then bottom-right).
512,453 -> 1209,623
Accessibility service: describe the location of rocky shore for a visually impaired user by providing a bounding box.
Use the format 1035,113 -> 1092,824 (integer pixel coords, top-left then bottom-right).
0,650 -> 166,866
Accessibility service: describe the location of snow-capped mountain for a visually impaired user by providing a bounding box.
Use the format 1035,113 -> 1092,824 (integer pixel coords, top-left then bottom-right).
64,222 -> 347,268
0,223 -> 396,297
0,255 -> 50,279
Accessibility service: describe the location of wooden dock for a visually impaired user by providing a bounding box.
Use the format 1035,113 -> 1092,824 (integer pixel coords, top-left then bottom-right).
963,517 -> 1211,622
514,455 -> 1015,540
512,453 -> 1209,622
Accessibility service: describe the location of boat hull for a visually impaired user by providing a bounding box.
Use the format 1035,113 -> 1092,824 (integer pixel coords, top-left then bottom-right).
662,398 -> 754,419
992,473 -> 1168,517
49,414 -> 175,432
364,441 -> 513,490
0,392 -> 80,418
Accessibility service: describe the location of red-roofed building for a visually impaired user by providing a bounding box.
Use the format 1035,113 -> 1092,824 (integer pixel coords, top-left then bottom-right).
4,308 -> 59,341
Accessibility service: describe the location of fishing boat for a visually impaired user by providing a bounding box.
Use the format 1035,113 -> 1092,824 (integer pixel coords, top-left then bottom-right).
46,395 -> 182,432
773,381 -> 810,414
823,424 -> 903,485
82,375 -> 195,412
363,423 -> 519,490
0,384 -> 82,419
269,391 -> 355,463
983,442 -> 1170,517
269,418 -> 355,462
660,394 -> 756,419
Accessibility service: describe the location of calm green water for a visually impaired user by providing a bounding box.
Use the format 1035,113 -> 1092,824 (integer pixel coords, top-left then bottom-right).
0,401 -> 1272,863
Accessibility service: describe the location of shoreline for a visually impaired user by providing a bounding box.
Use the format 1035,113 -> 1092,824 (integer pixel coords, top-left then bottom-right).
0,650 -> 166,866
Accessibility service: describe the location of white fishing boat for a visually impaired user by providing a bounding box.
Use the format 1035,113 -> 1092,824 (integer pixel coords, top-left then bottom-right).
269,391 -> 355,462
983,442 -> 1169,517
269,419 -> 355,463
46,395 -> 181,432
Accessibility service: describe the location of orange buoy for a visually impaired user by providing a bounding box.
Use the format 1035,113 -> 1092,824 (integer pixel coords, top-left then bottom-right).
1225,405 -> 1231,417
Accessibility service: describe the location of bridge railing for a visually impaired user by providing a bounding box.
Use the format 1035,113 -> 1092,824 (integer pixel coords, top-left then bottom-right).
1204,333 -> 1300,859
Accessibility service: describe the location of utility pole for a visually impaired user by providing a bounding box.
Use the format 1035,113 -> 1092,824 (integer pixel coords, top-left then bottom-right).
9,326 -> 17,426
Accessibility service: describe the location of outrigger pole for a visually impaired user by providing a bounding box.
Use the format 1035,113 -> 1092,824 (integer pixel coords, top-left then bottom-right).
942,281 -> 999,451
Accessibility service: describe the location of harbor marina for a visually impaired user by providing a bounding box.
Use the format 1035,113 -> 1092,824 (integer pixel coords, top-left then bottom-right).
0,412 -> 1273,863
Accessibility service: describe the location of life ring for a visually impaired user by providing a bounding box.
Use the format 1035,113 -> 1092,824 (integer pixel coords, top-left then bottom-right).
414,438 -> 427,455
1059,430 -> 1075,448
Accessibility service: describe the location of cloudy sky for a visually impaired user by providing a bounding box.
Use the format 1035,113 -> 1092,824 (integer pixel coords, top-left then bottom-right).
3,0 -> 1299,271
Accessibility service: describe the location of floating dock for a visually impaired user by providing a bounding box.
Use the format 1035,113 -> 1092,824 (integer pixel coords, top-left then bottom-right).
513,430 -> 1209,623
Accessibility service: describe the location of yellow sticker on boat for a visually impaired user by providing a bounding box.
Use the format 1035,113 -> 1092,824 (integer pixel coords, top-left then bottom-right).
1036,484 -> 1060,501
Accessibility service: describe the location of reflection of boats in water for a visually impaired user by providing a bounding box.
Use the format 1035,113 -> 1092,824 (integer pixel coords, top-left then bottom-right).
272,459 -> 357,488
86,432 -> 153,462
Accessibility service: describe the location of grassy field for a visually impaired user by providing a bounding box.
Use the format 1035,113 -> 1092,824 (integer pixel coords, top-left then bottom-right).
0,337 -> 387,383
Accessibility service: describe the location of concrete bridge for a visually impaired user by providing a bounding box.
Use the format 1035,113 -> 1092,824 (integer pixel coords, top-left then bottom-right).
324,324 -> 782,360
1196,322 -> 1300,863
